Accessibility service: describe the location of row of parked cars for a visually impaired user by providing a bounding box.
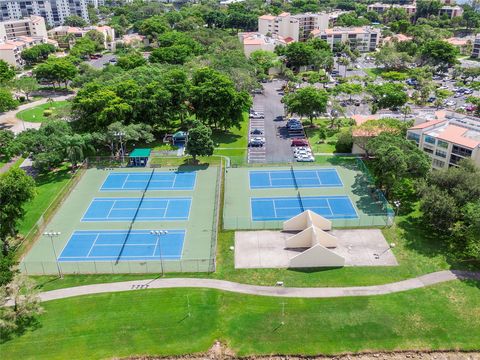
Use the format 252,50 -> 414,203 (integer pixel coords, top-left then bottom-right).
287,118 -> 314,162
248,109 -> 265,147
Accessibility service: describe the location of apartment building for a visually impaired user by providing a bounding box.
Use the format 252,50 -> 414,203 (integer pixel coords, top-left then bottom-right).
0,15 -> 46,41
367,2 -> 463,18
311,27 -> 381,52
406,113 -> 480,169
438,5 -> 464,18
367,3 -> 416,16
48,25 -> 115,51
0,0 -> 89,27
0,35 -> 54,66
258,12 -> 329,42
239,32 -> 291,57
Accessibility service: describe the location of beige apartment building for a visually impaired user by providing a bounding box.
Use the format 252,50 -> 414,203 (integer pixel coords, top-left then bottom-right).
0,35 -> 54,66
0,15 -> 47,41
311,27 -> 381,52
48,25 -> 115,51
239,32 -> 291,57
367,3 -> 416,15
367,2 -> 463,18
406,113 -> 480,169
258,12 -> 329,42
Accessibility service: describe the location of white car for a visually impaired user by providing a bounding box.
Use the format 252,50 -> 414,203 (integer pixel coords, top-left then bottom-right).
251,137 -> 265,143
296,155 -> 315,162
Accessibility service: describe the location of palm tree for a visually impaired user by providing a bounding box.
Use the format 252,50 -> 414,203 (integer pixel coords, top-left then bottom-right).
64,134 -> 93,168
400,105 -> 412,121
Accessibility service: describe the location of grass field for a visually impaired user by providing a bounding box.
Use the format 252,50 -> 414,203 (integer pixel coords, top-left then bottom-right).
212,113 -> 248,165
18,167 -> 72,235
1,281 -> 480,359
16,101 -> 70,123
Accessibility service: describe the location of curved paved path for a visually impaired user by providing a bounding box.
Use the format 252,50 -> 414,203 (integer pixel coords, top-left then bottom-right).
7,270 -> 479,306
0,94 -> 73,134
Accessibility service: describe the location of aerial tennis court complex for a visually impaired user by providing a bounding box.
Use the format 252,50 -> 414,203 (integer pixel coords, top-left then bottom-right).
224,161 -> 393,230
22,165 -> 220,274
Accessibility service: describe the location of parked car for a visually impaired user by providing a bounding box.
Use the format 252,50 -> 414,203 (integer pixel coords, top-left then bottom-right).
288,124 -> 303,131
109,57 -> 117,63
249,140 -> 263,147
250,128 -> 263,135
249,137 -> 265,147
466,104 -> 477,112
296,155 -> 315,162
291,139 -> 309,147
427,96 -> 436,103
250,113 -> 264,119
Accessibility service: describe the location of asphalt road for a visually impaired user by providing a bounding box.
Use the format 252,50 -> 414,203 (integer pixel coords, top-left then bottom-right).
85,54 -> 117,69
249,80 -> 294,163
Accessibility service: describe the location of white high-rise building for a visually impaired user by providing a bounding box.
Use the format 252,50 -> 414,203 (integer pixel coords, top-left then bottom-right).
0,0 -> 90,27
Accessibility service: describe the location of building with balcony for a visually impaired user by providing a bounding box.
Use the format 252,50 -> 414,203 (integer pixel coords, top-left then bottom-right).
239,32 -> 292,57
48,25 -> 115,51
438,5 -> 464,18
472,34 -> 480,58
406,113 -> 480,169
367,2 -> 463,18
0,35 -> 54,66
366,3 -> 416,16
311,26 -> 381,52
258,12 -> 330,42
0,15 -> 46,41
0,0 -> 90,27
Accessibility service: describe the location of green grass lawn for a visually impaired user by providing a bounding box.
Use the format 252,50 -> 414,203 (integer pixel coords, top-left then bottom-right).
211,113 -> 248,165
16,101 -> 70,123
2,281 -> 480,359
17,167 -> 72,236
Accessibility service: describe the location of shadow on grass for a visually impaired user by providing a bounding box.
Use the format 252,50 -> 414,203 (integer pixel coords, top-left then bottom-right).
212,129 -> 242,146
0,316 -> 42,344
34,167 -> 71,186
398,215 -> 480,272
287,266 -> 343,274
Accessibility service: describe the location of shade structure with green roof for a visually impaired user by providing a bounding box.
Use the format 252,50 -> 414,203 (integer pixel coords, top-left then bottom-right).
129,148 -> 151,167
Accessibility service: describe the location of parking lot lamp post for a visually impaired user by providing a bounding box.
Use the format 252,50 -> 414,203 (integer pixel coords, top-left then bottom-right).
151,230 -> 169,276
114,131 -> 126,164
44,231 -> 62,278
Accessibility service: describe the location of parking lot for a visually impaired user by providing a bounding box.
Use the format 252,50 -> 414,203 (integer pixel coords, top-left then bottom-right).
248,80 -> 294,163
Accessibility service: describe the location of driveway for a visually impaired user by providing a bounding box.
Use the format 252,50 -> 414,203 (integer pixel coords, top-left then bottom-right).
0,94 -> 73,134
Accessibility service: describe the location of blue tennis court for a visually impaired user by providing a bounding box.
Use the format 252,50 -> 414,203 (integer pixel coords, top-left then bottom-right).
58,230 -> 185,262
251,196 -> 358,221
101,171 -> 196,191
249,169 -> 343,189
82,197 -> 191,222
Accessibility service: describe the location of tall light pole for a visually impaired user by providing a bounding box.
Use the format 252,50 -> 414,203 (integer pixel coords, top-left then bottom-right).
44,231 -> 62,278
151,230 -> 168,276
114,131 -> 126,164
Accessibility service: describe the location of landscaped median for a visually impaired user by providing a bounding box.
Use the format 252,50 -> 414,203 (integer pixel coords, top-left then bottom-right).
16,100 -> 70,123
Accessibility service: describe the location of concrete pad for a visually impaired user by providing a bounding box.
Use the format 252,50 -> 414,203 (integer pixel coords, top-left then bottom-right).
234,229 -> 398,269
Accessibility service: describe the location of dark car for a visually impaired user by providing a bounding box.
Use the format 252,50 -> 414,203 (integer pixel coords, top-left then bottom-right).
250,128 -> 263,135
291,138 -> 309,147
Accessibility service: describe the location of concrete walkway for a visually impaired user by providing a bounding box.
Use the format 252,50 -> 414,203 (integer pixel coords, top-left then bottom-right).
0,94 -> 73,134
6,270 -> 480,306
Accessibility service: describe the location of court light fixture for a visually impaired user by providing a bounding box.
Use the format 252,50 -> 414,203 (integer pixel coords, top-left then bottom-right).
44,231 -> 62,278
150,230 -> 169,276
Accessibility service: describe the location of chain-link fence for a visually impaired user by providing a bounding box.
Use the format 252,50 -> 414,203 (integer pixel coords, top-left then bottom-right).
20,258 -> 216,275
